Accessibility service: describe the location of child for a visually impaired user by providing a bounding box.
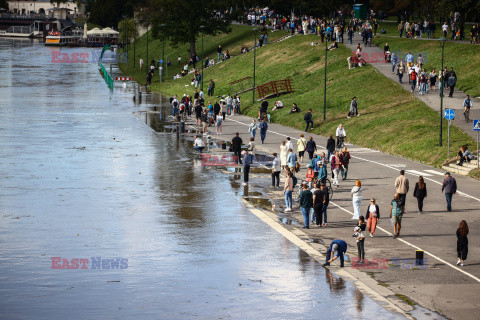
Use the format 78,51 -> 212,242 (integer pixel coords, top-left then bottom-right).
305,166 -> 315,188
354,216 -> 367,263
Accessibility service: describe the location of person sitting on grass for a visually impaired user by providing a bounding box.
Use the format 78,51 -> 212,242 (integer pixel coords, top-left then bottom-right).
289,103 -> 301,114
328,40 -> 338,50
272,100 -> 284,111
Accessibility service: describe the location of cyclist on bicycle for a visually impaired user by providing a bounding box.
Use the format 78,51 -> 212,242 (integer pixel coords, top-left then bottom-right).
336,124 -> 346,149
463,95 -> 472,121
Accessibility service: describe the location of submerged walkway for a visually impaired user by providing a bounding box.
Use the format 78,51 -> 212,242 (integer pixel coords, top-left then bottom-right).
343,41 -> 479,140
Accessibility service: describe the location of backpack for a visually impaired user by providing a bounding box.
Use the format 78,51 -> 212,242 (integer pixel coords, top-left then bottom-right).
342,152 -> 349,164
292,175 -> 298,187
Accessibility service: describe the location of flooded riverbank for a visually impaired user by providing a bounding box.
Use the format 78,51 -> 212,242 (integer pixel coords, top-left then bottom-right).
0,39 -> 406,319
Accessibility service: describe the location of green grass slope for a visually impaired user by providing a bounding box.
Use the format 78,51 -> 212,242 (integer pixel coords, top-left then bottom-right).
372,36 -> 480,97
119,25 -> 289,86
151,34 -> 475,168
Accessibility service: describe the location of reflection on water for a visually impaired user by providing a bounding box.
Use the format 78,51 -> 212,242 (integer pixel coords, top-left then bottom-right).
0,38 -> 407,319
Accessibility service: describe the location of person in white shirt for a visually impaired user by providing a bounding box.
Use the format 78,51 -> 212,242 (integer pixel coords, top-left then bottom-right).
336,124 -> 346,149
285,137 -> 294,153
193,136 -> 205,152
271,153 -> 281,187
351,180 -> 363,219
442,22 -> 448,37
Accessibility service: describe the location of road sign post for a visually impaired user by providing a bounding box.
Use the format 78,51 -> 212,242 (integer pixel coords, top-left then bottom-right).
444,109 -> 455,158
474,120 -> 480,168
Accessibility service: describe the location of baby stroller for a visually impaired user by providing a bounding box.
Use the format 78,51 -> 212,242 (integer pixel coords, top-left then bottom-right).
385,51 -> 391,63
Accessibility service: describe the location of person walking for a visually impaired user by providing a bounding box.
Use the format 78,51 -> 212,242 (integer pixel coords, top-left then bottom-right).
396,61 -> 405,83
348,97 -> 358,117
248,119 -> 257,139
331,150 -> 342,187
312,182 -> 325,226
340,147 -> 351,180
351,180 -> 363,220
305,136 -> 317,160
304,109 -> 314,131
395,170 -> 409,209
323,239 -> 347,267
413,176 -> 427,214
447,73 -> 456,97
299,183 -> 313,229
456,220 -> 469,266
247,137 -> 255,156
354,217 -> 366,263
271,153 -> 281,187
215,112 -> 223,134
390,193 -> 404,239
286,148 -> 298,172
285,137 -> 294,153
259,118 -> 268,144
326,135 -> 335,161
284,171 -> 294,212
366,198 -> 380,237
231,132 -> 243,164
297,134 -> 307,163
243,151 -> 254,186
280,141 -> 288,169
442,172 -> 457,211
320,183 -> 329,226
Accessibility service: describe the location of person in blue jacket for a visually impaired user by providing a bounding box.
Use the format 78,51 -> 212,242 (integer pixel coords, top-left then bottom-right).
323,239 -> 347,267
259,118 -> 268,144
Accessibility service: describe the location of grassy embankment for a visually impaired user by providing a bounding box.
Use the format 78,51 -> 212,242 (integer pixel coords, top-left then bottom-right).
372,36 -> 480,98
121,30 -> 476,168
119,24 -> 289,86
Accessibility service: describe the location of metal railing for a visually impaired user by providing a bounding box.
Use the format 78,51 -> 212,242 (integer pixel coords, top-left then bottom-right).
0,13 -> 47,20
6,24 -> 34,34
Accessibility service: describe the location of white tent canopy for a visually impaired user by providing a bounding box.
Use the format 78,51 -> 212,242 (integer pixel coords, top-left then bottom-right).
87,28 -> 119,36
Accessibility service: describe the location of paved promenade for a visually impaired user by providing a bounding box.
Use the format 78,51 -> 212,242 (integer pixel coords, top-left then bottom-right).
185,111 -> 480,320
344,40 -> 480,140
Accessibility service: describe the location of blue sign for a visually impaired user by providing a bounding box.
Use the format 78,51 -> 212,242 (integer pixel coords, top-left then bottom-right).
444,109 -> 455,120
474,119 -> 480,131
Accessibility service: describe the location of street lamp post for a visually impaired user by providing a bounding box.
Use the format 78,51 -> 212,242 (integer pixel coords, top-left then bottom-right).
439,37 -> 447,146
133,20 -> 136,69
324,28 -> 328,121
199,25 -> 205,91
146,22 -> 150,74
160,24 -> 166,82
252,28 -> 258,103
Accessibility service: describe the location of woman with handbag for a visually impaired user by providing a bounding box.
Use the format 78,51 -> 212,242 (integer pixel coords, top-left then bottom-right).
366,197 -> 380,237
413,176 -> 427,214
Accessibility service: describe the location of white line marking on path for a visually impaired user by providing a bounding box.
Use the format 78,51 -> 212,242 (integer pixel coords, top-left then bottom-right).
226,116 -> 480,283
424,169 -> 446,176
406,170 -> 432,177
329,200 -> 480,284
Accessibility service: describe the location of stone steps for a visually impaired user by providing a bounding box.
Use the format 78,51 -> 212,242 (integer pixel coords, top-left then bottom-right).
442,160 -> 478,176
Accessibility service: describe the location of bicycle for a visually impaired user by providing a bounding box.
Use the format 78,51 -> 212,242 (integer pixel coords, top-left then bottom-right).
293,178 -> 334,202
464,108 -> 470,123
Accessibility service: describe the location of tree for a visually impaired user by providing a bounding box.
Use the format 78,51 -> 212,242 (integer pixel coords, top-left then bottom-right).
89,0 -> 145,27
0,0 -> 8,10
142,0 -> 231,59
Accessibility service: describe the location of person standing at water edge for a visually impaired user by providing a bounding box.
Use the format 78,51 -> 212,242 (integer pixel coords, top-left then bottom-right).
271,153 -> 281,187
299,183 -> 313,229
193,136 -> 205,152
351,180 -> 363,219
284,172 -> 294,212
323,240 -> 347,267
456,220 -> 469,266
231,132 -> 243,164
395,170 -> 409,209
442,172 -> 457,211
243,151 -> 254,186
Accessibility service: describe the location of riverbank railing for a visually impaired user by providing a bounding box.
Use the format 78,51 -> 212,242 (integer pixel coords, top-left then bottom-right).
99,44 -> 114,89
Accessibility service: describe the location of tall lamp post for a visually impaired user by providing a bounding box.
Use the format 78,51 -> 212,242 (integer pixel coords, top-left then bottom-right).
199,25 -> 205,91
252,28 -> 258,103
439,37 -> 447,146
133,19 -> 137,69
146,22 -> 150,74
324,28 -> 328,121
160,23 -> 166,82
